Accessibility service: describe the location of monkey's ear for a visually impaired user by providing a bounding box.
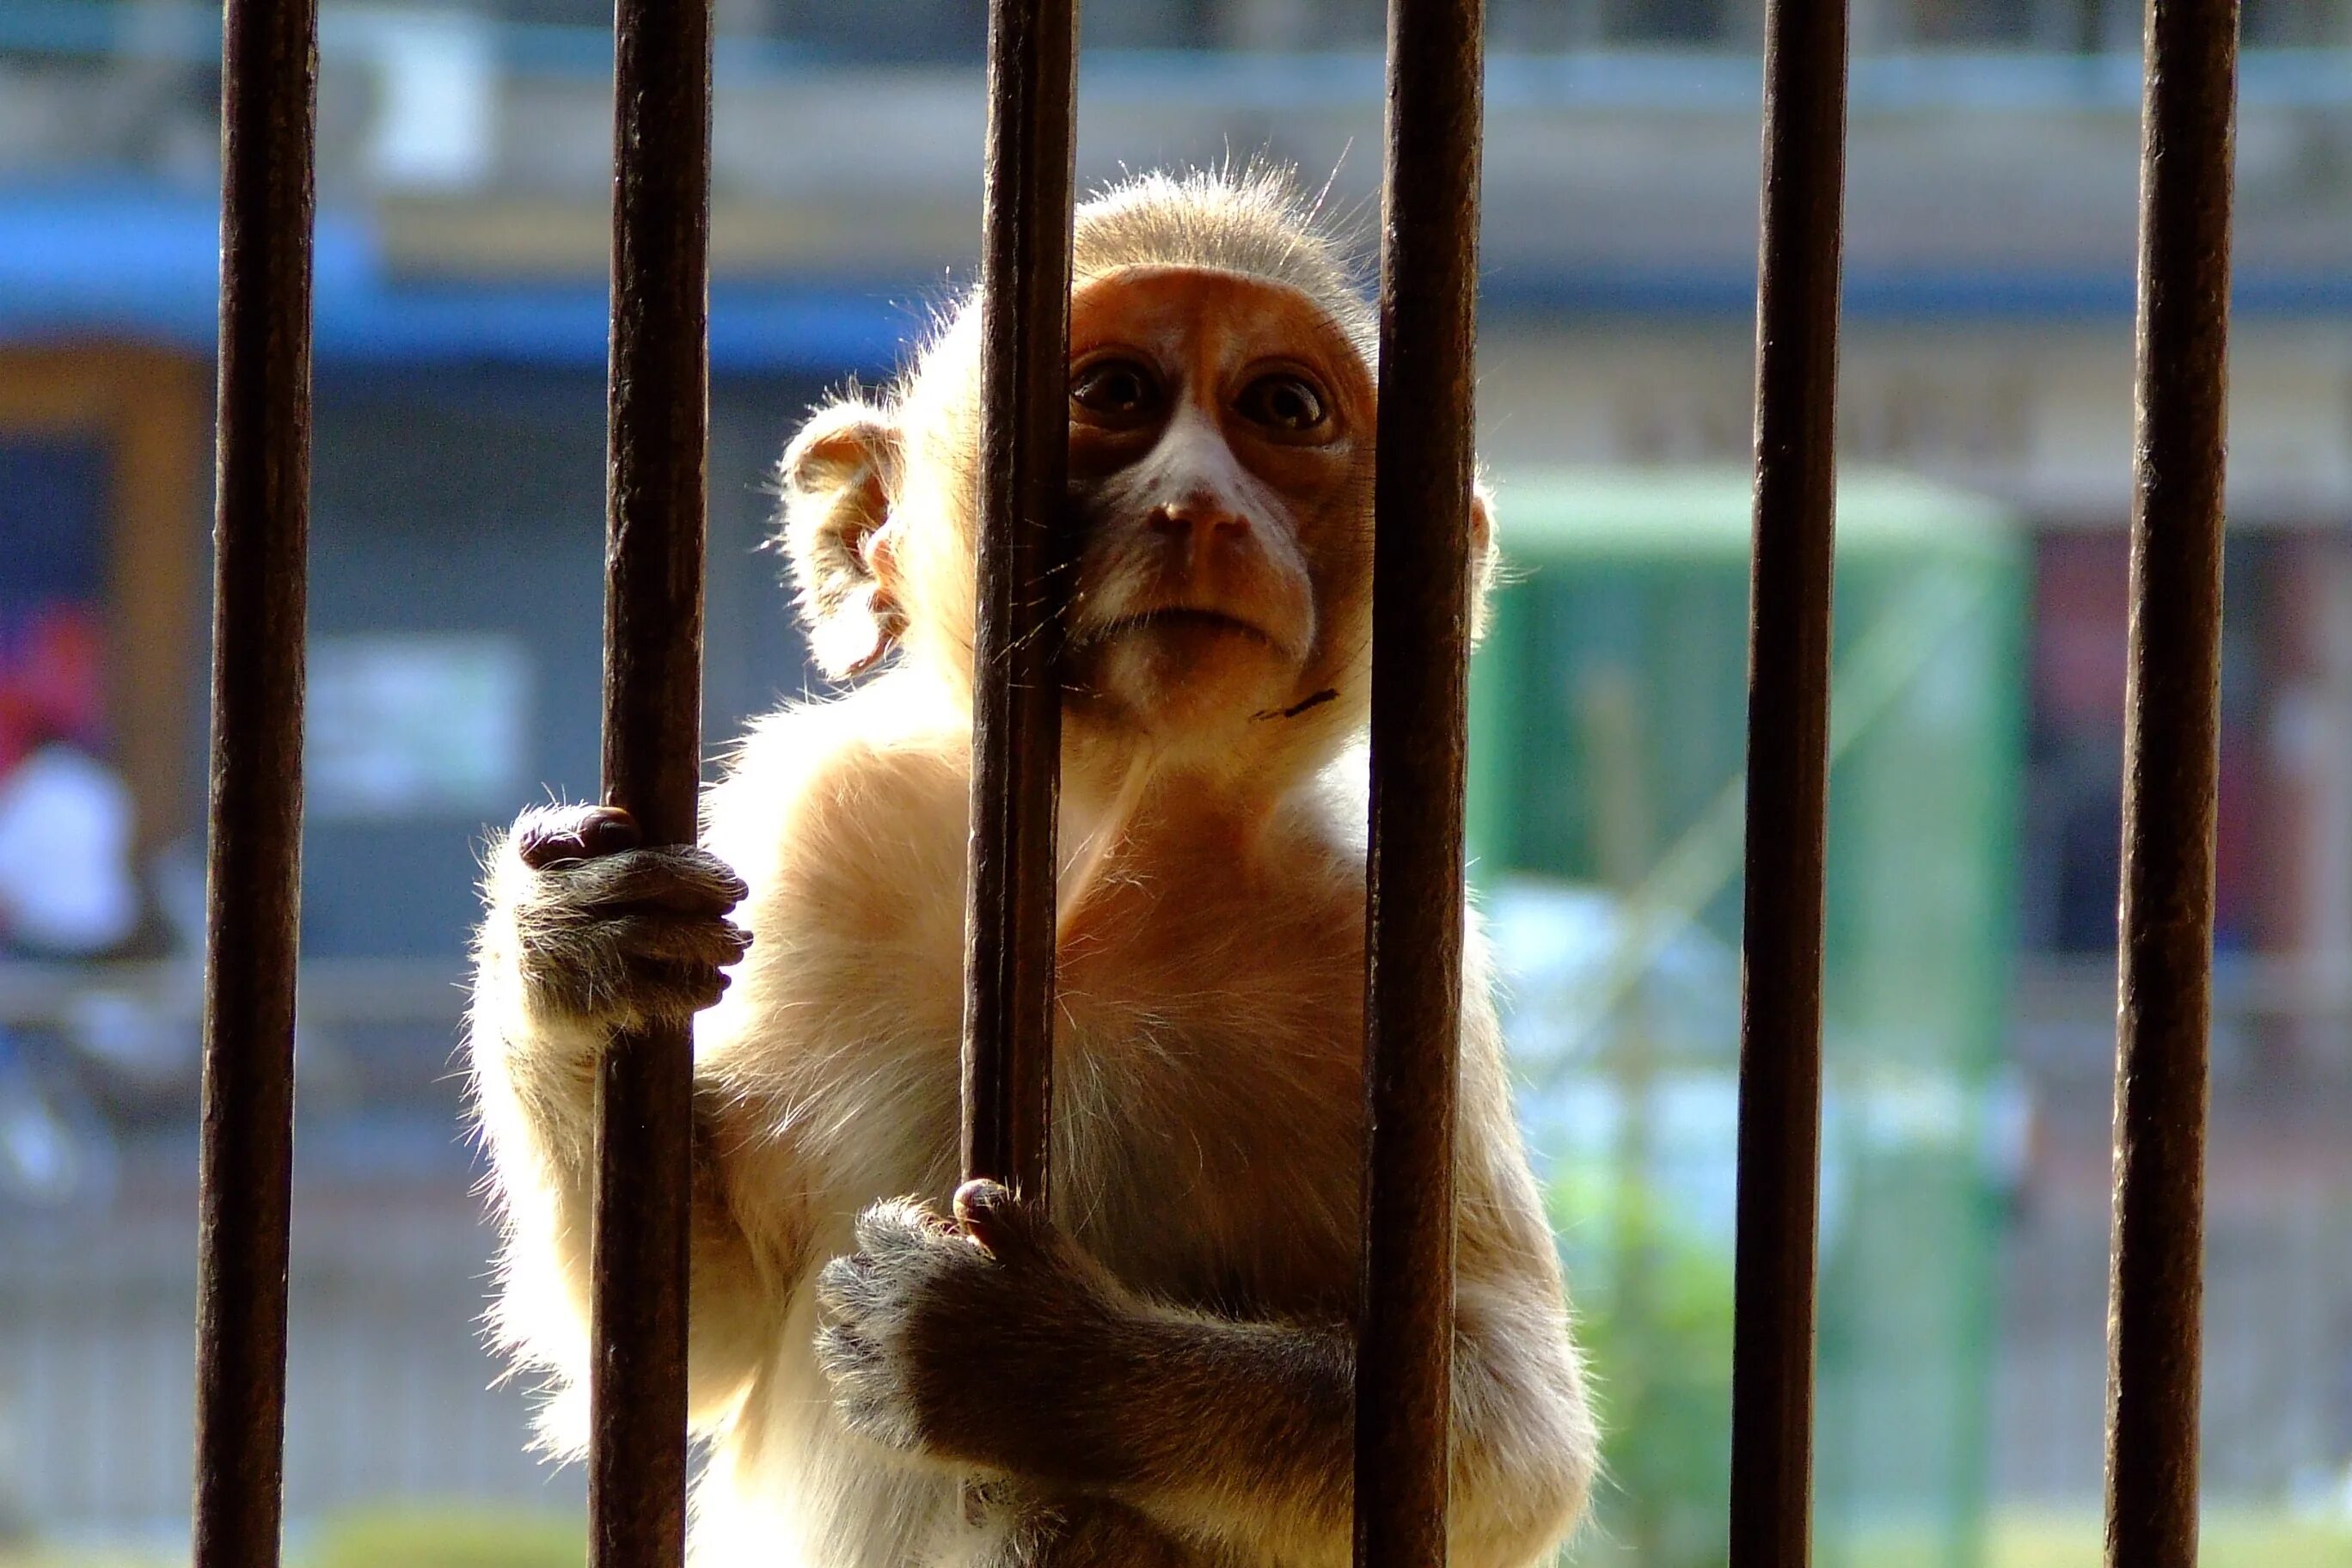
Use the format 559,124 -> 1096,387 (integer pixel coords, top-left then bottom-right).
1468,478 -> 1500,645
780,398 -> 905,681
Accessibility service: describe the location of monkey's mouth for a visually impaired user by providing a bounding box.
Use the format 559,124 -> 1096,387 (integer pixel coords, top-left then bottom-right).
1081,606 -> 1286,655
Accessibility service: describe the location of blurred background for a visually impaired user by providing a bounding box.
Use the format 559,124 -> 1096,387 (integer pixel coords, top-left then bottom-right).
0,1 -> 2349,1565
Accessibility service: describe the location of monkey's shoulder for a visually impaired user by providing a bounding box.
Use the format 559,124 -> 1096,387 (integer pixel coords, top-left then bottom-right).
690,687 -> 971,1118
704,680 -> 971,934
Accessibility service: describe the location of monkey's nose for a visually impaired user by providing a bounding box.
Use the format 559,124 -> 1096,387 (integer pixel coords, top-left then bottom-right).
1148,500 -> 1251,569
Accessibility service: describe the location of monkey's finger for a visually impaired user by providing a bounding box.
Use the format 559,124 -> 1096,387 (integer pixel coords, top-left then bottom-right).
515,909 -> 741,1026
815,1326 -> 922,1452
812,1320 -> 873,1381
813,1251 -> 886,1324
952,1179 -> 1042,1265
553,915 -> 747,978
812,1324 -> 889,1413
850,1197 -> 961,1264
608,959 -> 732,1023
559,848 -> 749,915
514,804 -> 640,868
606,914 -> 752,970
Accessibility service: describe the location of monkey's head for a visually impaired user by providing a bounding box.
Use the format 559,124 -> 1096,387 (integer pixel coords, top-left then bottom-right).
779,167 -> 1491,794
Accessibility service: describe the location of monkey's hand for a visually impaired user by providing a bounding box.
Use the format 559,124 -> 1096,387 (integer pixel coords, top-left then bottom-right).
813,1179 -> 1143,1483
501,802 -> 751,1034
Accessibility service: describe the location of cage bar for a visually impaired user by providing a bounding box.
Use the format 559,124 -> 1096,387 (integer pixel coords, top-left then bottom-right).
2102,0 -> 2237,1561
960,0 -> 1078,1203
190,1 -> 316,1563
1353,1 -> 1485,1562
1724,0 -> 1848,1559
588,1 -> 713,1563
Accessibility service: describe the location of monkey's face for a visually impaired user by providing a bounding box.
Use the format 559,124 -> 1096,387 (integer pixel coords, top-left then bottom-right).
1061,266 -> 1375,745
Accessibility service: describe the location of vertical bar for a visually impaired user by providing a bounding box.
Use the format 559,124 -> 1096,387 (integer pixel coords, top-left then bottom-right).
2104,0 -> 2236,1559
960,0 -> 1077,1203
191,0 -> 315,1561
1354,0 -> 1483,1562
1726,0 -> 1847,1553
590,0 -> 711,1564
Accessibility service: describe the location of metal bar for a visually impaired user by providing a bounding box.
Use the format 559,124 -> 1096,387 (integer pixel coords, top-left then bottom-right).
589,0 -> 712,1563
960,0 -> 1077,1204
2103,0 -> 2237,1559
190,0 -> 315,1562
1354,0 -> 1484,1561
1725,0 -> 1847,1553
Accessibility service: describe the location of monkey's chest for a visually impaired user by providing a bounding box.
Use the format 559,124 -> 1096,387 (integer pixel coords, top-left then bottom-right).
1044,919 -> 1368,1319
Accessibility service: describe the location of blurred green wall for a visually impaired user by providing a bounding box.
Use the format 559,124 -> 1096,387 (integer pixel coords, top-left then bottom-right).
1471,468 -> 2027,1568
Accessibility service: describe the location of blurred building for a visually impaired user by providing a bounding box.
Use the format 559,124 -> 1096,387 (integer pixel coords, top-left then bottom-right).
2,0 -> 2350,1546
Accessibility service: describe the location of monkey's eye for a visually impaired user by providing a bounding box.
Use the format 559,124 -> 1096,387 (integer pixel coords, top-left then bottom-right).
1070,358 -> 1161,423
1237,373 -> 1329,435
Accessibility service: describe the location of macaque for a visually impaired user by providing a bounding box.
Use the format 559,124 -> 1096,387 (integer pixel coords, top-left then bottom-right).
468,167 -> 1596,1568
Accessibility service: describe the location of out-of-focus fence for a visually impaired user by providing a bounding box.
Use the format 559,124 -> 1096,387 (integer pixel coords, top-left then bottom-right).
2,961 -> 2347,1534
1,1164 -> 571,1533
1996,1183 -> 2352,1504
1994,959 -> 2352,1507
0,960 -> 570,1536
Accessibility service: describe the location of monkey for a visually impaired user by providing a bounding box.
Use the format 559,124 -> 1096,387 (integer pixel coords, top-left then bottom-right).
467,167 -> 1597,1568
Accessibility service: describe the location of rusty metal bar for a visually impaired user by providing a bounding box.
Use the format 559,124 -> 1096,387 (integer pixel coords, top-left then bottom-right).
2103,0 -> 2237,1559
190,0 -> 315,1563
960,0 -> 1077,1204
1725,0 -> 1847,1556
589,0 -> 712,1563
1354,0 -> 1484,1561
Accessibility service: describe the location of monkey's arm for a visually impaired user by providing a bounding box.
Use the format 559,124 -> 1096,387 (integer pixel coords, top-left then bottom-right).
1099,1271 -> 1589,1568
468,805 -> 792,1442
818,1170 -> 1592,1568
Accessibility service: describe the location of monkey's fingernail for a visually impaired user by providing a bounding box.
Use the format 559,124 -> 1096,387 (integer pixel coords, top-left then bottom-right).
952,1179 -> 1020,1254
518,805 -> 640,867
516,830 -> 576,869
951,1182 -> 985,1227
580,810 -> 642,856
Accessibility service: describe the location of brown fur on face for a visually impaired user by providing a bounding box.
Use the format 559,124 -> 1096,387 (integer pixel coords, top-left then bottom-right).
469,168 -> 1592,1568
1058,264 -> 1375,761
777,167 -> 1494,795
